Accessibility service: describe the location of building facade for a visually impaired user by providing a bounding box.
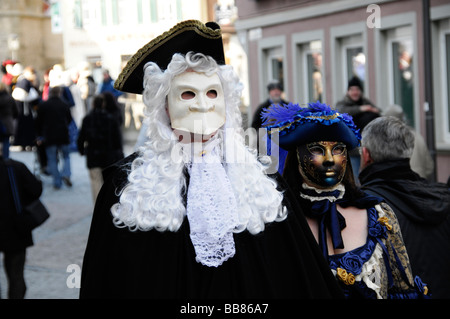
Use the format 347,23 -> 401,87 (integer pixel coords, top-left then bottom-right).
0,0 -> 63,75
59,0 -> 210,82
235,0 -> 450,183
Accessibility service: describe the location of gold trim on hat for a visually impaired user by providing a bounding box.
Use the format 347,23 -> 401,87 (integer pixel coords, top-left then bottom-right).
268,113 -> 340,135
114,20 -> 222,92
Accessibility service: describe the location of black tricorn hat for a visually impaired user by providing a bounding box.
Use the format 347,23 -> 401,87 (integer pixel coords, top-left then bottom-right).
114,20 -> 225,95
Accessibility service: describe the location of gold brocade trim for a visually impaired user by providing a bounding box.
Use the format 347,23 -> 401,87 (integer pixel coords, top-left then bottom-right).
336,268 -> 356,285
115,20 -> 222,91
268,113 -> 340,135
378,216 -> 393,231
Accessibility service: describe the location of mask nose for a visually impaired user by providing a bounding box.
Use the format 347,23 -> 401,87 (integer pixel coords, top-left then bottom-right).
323,148 -> 335,166
189,94 -> 214,112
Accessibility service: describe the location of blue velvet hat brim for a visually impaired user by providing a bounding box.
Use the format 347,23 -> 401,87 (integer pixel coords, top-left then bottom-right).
263,102 -> 361,151
271,121 -> 360,151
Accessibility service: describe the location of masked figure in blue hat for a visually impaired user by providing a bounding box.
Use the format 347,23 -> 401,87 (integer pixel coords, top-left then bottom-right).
263,102 -> 429,299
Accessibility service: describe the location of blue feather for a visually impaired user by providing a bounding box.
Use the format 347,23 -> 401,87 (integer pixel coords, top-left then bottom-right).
261,102 -> 304,126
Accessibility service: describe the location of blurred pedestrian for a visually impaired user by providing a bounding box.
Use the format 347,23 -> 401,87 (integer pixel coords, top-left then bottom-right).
252,81 -> 290,174
77,94 -> 124,202
77,62 -> 96,113
41,68 -> 51,101
335,76 -> 380,183
34,68 -> 54,175
359,116 -> 450,298
67,69 -> 86,129
102,91 -> 123,126
335,76 -> 380,129
264,102 -> 429,298
1,60 -> 17,92
0,142 -> 43,299
0,82 -> 19,158
11,66 -> 40,150
48,64 -> 78,152
97,69 -> 123,99
251,81 -> 288,131
382,104 -> 434,180
49,64 -> 75,108
35,86 -> 73,189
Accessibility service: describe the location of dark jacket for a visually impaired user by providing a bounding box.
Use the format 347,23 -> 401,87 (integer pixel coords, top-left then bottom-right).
335,95 -> 379,131
359,159 -> 450,298
0,157 -> 43,251
36,96 -> 73,146
0,90 -> 19,136
77,109 -> 124,169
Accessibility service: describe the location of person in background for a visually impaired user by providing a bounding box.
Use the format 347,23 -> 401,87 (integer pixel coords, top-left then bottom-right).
77,62 -> 96,113
0,82 -> 18,158
252,81 -> 288,131
11,66 -> 40,151
35,86 -> 73,189
263,102 -> 429,299
97,69 -> 123,100
67,69 -> 86,129
335,76 -> 380,129
77,94 -> 124,202
382,104 -> 434,181
252,82 -> 290,174
1,60 -> 17,92
335,76 -> 380,183
41,68 -> 52,102
359,116 -> 450,298
0,141 -> 43,298
102,91 -> 123,127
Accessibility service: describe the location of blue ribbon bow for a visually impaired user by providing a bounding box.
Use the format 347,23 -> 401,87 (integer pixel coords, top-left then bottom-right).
310,197 -> 347,258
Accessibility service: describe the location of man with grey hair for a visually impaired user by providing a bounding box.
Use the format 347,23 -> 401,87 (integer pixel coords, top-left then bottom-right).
382,104 -> 434,180
359,116 -> 450,298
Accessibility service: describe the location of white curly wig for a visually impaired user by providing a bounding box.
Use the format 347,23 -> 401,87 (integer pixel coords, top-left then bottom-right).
111,52 -> 285,234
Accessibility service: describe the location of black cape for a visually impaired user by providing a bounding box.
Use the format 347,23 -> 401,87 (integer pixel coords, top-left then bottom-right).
80,153 -> 343,299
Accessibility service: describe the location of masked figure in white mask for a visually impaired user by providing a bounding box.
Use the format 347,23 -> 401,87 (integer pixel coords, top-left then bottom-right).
80,20 -> 343,299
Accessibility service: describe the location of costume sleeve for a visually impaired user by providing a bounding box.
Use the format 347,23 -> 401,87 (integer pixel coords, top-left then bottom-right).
378,202 -> 430,298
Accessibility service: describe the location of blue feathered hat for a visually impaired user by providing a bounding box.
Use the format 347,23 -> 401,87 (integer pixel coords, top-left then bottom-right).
261,101 -> 361,150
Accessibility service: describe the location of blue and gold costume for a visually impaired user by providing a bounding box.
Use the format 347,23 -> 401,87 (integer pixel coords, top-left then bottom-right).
263,102 -> 429,299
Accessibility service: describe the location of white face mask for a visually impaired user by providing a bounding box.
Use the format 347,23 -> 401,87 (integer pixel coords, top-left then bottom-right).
167,71 -> 226,136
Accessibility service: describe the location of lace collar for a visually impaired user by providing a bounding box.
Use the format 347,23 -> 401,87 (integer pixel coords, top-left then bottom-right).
184,137 -> 239,267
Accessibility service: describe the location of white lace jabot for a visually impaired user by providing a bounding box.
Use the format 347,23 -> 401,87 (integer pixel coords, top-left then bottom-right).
184,138 -> 239,267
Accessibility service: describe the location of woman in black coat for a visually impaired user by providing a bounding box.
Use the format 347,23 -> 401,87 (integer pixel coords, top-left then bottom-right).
77,94 -> 124,202
0,82 -> 18,158
0,150 -> 43,299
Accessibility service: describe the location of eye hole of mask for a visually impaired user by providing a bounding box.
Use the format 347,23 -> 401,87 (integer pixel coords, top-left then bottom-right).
332,145 -> 346,155
181,91 -> 196,100
307,144 -> 347,156
308,146 -> 324,156
207,90 -> 217,98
